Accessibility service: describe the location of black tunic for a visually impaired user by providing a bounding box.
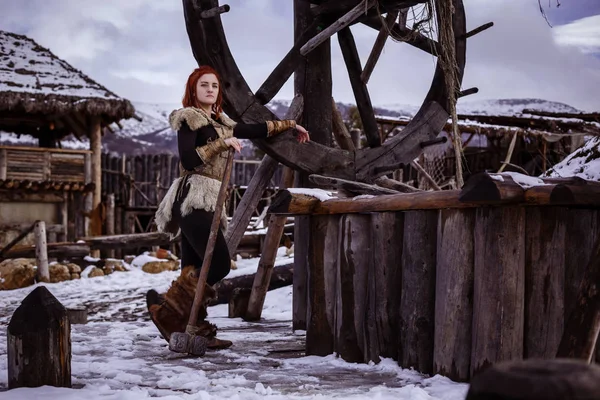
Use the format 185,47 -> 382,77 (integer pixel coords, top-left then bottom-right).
176,117 -> 269,285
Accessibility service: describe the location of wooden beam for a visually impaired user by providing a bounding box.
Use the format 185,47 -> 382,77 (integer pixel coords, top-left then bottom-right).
338,27 -> 381,148
300,0 -> 376,56
79,232 -> 172,250
331,98 -> 356,151
522,109 -> 600,123
461,21 -> 494,39
1,242 -> 90,260
374,176 -> 422,193
199,4 -> 230,18
309,174 -> 399,195
225,94 -> 303,255
310,0 -> 362,15
361,11 -> 398,84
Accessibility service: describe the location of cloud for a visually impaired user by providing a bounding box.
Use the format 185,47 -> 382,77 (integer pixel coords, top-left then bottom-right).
1,0 -> 599,112
553,15 -> 600,54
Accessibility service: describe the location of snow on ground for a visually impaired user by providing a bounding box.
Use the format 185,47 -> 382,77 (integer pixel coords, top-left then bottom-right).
0,250 -> 469,399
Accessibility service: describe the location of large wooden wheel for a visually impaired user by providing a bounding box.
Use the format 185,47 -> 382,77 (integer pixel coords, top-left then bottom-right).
183,0 -> 468,183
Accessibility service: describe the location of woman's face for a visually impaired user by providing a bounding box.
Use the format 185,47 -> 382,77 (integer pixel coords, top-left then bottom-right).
195,73 -> 219,108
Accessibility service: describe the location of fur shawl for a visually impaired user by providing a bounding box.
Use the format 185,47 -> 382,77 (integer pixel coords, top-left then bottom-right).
169,107 -> 237,131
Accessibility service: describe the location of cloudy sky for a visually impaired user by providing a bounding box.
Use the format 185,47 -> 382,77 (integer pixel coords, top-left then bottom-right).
1,0 -> 600,111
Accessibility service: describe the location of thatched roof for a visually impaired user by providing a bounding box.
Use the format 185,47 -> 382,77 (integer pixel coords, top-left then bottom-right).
0,30 -> 134,121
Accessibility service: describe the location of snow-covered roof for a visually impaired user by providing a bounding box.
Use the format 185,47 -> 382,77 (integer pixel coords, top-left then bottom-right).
0,30 -> 134,121
543,136 -> 600,181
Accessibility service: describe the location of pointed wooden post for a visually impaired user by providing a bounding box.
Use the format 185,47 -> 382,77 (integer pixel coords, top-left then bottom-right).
34,220 -> 49,282
8,286 -> 71,389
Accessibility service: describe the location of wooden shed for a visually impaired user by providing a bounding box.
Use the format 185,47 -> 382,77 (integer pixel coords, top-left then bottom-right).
0,30 -> 135,247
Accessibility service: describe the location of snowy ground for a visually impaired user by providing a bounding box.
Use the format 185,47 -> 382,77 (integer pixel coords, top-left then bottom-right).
0,250 -> 468,400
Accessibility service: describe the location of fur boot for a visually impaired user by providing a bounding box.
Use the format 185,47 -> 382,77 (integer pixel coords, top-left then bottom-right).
147,266 -> 232,349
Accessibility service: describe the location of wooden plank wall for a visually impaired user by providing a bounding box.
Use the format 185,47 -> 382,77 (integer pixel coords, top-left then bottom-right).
304,206 -> 600,382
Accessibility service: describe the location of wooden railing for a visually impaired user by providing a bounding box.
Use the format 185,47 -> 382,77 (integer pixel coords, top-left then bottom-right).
0,145 -> 91,183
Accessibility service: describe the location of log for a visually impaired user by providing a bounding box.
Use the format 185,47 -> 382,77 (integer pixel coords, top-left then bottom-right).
323,215 -> 341,352
557,233 -> 600,361
199,4 -> 230,19
80,232 -> 172,250
459,172 -> 524,203
367,212 -> 403,361
374,176 -> 421,193
524,207 -> 566,359
209,262 -> 294,306
338,26 -> 381,148
0,148 -> 7,179
225,94 -> 303,255
306,215 -> 334,356
34,220 -> 49,282
434,208 -> 475,382
466,359 -> 600,400
471,207 -> 525,377
399,210 -> 437,374
522,109 -> 600,123
309,174 -> 399,196
299,0 -> 375,56
8,286 -> 71,389
2,242 -> 91,260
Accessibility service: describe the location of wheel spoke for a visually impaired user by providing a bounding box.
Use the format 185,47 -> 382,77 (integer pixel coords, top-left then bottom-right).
360,15 -> 441,55
361,10 -> 398,84
337,27 -> 381,148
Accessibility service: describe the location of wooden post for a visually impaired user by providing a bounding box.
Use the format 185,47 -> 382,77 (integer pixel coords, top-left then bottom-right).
335,214 -> 372,363
293,0 -> 332,331
434,208 -> 475,382
367,212 -> 404,362
471,207 -> 525,378
106,194 -> 115,258
84,153 -> 92,237
399,210 -> 438,374
245,168 -> 295,321
34,220 -> 49,282
350,128 -> 361,149
0,147 -> 7,179
8,286 -> 71,389
89,116 -> 101,259
306,215 -> 334,356
59,192 -> 68,242
524,207 -> 566,359
557,233 -> 600,361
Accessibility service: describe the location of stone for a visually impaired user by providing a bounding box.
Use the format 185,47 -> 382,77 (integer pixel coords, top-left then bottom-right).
0,259 -> 37,290
49,264 -> 70,283
86,267 -> 104,278
64,263 -> 81,274
142,260 -> 179,274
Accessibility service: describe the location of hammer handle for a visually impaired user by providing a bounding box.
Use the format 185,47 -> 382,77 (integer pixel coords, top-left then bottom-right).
187,148 -> 235,328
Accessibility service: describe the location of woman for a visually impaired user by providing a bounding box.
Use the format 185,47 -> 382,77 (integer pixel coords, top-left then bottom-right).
147,66 -> 309,349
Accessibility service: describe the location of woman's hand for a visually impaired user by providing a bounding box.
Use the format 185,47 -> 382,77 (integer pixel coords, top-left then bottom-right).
295,124 -> 310,143
224,137 -> 243,153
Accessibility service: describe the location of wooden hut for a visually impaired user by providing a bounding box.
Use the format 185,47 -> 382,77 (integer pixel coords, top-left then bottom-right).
0,30 -> 135,247
375,111 -> 600,189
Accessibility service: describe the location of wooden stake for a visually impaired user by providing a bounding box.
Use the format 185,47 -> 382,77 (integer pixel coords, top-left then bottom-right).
34,220 -> 49,282
8,286 -> 71,389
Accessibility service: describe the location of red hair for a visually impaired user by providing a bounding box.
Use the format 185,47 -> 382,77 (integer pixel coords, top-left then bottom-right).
182,66 -> 223,118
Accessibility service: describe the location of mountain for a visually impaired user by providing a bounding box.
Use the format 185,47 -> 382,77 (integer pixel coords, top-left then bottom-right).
0,98 -> 588,155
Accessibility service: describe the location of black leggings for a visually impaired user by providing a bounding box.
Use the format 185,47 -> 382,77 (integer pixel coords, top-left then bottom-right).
179,208 -> 231,286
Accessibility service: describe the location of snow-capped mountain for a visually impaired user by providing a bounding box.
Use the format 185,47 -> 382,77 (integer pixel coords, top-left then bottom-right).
0,98 -> 589,155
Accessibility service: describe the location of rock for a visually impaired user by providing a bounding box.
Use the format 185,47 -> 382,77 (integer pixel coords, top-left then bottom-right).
142,260 -> 179,274
70,273 -> 80,280
104,259 -> 127,272
0,258 -> 37,290
87,267 -> 104,278
64,263 -> 81,274
49,264 -> 70,283
124,255 -> 135,264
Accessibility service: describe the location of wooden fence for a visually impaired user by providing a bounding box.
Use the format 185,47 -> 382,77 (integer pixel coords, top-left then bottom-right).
268,172 -> 600,382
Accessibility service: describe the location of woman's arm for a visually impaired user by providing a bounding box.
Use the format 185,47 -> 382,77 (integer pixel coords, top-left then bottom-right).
178,123 -> 228,170
233,120 -> 298,139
